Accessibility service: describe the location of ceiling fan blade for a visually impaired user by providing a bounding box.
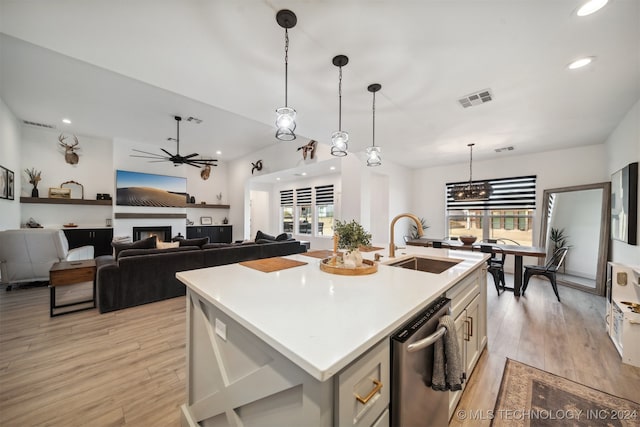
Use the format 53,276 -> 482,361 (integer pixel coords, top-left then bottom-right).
161,148 -> 174,157
132,149 -> 167,157
130,154 -> 169,160
183,153 -> 199,159
185,161 -> 202,168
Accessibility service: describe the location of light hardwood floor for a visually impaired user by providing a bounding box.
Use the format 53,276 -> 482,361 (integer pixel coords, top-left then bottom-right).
1,276 -> 639,426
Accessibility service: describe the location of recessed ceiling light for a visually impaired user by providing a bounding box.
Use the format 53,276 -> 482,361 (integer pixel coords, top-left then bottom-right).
216,150 -> 222,155
276,177 -> 281,181
577,0 -> 608,17
62,118 -> 71,124
330,166 -> 336,171
301,172 -> 307,176
568,57 -> 594,69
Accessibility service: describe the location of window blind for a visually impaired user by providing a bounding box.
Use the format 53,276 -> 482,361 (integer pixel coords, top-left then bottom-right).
446,175 -> 536,210
280,189 -> 293,206
296,187 -> 312,205
315,185 -> 334,205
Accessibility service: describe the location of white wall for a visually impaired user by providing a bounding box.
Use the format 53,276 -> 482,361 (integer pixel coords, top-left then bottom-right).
411,144 -> 608,244
0,98 -> 21,230
606,99 -> 640,266
19,125 -> 113,228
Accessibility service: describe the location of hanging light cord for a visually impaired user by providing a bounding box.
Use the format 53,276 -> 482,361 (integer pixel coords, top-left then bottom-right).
469,144 -> 473,182
284,29 -> 289,107
338,66 -> 343,131
372,90 -> 376,147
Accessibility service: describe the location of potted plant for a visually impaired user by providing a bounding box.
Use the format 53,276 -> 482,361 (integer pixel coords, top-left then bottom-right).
410,217 -> 429,240
334,219 -> 372,267
549,227 -> 569,252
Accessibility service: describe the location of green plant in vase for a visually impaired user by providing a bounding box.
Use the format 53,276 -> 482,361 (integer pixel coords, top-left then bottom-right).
549,227 -> 569,252
334,219 -> 372,267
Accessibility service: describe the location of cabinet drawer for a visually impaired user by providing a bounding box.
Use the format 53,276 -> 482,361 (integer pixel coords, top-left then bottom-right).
335,339 -> 390,427
446,271 -> 479,319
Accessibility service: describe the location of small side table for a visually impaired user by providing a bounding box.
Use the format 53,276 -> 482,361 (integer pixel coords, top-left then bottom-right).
49,259 -> 96,317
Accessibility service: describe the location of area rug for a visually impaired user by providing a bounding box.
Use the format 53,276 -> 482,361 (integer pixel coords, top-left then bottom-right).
492,359 -> 640,426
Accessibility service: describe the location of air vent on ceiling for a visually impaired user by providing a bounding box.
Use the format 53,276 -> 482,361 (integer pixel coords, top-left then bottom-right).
22,120 -> 56,129
186,116 -> 202,124
458,89 -> 493,108
495,146 -> 514,153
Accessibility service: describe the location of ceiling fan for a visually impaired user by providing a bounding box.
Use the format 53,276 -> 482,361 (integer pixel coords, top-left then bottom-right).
131,115 -> 218,168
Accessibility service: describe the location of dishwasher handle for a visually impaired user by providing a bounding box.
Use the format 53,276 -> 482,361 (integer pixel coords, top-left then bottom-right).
406,326 -> 446,353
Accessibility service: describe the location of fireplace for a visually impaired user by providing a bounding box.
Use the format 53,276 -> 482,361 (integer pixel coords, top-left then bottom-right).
133,226 -> 172,242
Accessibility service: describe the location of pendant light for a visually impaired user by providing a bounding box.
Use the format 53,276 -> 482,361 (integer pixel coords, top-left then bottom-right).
275,9 -> 297,141
331,55 -> 349,156
366,83 -> 382,166
450,143 -> 492,201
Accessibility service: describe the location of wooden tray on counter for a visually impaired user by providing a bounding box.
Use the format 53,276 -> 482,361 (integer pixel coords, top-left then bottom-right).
319,258 -> 378,276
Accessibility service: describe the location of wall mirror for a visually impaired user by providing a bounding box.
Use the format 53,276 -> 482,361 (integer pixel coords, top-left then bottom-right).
60,180 -> 84,199
540,182 -> 610,295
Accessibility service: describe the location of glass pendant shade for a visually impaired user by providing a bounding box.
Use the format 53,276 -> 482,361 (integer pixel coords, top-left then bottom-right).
331,131 -> 349,156
275,106 -> 296,141
366,146 -> 381,167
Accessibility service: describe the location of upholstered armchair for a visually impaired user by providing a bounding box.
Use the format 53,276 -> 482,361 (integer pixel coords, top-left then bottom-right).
0,229 -> 94,290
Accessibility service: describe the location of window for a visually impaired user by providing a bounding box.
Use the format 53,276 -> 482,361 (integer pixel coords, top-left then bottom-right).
315,185 -> 334,236
296,187 -> 312,235
280,185 -> 335,237
280,190 -> 293,233
446,176 -> 536,246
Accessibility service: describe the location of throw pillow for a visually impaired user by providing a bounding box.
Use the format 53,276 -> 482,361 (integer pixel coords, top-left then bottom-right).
275,232 -> 292,241
112,236 -> 157,259
255,230 -> 277,242
178,237 -> 210,248
157,241 -> 180,249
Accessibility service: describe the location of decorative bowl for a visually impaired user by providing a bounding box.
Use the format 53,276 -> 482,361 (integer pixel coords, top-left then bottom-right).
459,235 -> 477,245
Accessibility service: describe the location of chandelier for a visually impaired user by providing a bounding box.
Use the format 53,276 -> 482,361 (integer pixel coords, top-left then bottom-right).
330,55 -> 349,156
275,10 -> 297,141
366,83 -> 382,167
450,143 -> 492,201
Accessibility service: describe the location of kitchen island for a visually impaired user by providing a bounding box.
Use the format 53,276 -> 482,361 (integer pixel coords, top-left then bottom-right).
177,246 -> 488,427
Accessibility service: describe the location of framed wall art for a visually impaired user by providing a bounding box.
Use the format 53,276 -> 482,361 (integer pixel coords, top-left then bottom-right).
0,166 -> 7,199
611,161 -> 638,245
7,169 -> 14,200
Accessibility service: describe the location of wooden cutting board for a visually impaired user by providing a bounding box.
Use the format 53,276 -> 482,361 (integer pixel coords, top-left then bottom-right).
301,250 -> 335,259
239,257 -> 308,273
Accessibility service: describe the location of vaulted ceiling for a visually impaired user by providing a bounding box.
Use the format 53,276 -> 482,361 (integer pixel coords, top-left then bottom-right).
1,0 -> 638,168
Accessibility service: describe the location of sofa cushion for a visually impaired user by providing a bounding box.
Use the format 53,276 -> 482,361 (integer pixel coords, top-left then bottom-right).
157,241 -> 180,249
179,237 -> 210,248
275,232 -> 292,241
202,242 -> 232,249
118,246 -> 200,259
255,230 -> 277,242
112,236 -> 157,259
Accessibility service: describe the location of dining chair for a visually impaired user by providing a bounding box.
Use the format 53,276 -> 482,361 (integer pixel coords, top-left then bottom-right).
432,241 -> 449,248
522,246 -> 569,302
479,244 -> 505,294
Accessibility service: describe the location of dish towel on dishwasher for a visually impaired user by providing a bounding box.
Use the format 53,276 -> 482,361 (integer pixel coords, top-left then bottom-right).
431,314 -> 463,391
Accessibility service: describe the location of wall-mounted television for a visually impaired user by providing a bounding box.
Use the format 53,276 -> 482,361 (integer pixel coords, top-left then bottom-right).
115,170 -> 187,207
611,162 -> 638,245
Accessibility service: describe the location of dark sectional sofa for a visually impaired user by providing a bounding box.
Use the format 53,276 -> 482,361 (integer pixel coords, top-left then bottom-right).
95,240 -> 306,313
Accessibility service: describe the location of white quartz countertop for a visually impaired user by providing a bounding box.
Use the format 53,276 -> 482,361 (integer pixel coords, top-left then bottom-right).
176,245 -> 487,381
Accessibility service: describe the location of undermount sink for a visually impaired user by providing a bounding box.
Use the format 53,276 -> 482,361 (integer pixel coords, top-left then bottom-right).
387,256 -> 462,274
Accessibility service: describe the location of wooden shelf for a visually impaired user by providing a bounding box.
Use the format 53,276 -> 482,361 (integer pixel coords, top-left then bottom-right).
114,213 -> 187,219
186,204 -> 230,209
20,197 -> 112,206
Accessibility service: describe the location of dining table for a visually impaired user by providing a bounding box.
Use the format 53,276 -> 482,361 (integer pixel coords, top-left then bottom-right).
406,239 -> 547,296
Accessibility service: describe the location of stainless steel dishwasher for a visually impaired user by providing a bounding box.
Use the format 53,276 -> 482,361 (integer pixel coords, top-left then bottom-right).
390,296 -> 451,427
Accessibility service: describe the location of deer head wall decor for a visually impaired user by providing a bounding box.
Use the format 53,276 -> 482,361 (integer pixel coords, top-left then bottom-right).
200,164 -> 212,180
297,140 -> 317,160
58,134 -> 80,164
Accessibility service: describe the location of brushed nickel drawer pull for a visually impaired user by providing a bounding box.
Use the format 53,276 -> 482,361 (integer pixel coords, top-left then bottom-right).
355,379 -> 383,404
